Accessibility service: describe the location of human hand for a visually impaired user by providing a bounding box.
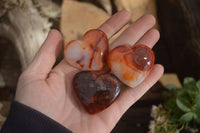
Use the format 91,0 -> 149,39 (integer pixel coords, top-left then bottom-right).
15,10 -> 164,133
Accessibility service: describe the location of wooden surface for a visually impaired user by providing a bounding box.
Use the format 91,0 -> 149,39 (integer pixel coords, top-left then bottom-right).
60,0 -> 109,44
0,0 -> 53,70
154,0 -> 200,81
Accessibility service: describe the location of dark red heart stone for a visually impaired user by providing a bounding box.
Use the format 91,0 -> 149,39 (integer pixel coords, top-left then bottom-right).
73,71 -> 121,114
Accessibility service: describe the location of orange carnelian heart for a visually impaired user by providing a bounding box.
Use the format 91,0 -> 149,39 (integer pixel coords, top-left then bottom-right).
108,44 -> 155,88
73,71 -> 121,114
64,29 -> 108,71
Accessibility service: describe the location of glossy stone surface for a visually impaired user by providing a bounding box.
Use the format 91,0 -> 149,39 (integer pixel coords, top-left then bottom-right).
73,71 -> 121,114
108,44 -> 155,88
64,29 -> 108,71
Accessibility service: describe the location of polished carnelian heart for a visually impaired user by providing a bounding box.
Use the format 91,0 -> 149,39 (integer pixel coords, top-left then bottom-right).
108,44 -> 155,88
64,29 -> 108,71
73,71 -> 121,114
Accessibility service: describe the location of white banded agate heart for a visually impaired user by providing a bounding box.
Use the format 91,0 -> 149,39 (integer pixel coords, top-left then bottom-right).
64,29 -> 108,71
108,44 -> 155,88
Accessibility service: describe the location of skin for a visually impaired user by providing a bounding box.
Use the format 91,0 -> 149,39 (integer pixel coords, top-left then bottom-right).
15,10 -> 164,133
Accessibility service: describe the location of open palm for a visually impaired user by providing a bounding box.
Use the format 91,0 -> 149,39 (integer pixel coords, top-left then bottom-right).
15,10 -> 164,133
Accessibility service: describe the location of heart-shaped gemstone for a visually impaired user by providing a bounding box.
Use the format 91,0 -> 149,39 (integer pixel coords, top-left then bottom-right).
64,29 -> 108,71
73,71 -> 121,114
108,44 -> 155,88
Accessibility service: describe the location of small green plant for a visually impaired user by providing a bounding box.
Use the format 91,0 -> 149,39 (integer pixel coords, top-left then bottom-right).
149,77 -> 200,133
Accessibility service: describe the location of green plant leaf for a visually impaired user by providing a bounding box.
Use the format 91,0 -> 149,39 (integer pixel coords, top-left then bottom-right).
193,113 -> 200,124
159,77 -> 200,128
165,84 -> 177,90
183,78 -> 199,97
179,112 -> 194,123
183,77 -> 196,91
176,89 -> 187,97
195,95 -> 200,105
183,77 -> 195,86
176,98 -> 191,112
196,80 -> 200,91
194,104 -> 200,116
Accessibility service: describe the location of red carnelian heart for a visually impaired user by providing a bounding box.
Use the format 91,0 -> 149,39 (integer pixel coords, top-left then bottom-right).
64,29 -> 108,71
73,71 -> 121,114
108,44 -> 155,88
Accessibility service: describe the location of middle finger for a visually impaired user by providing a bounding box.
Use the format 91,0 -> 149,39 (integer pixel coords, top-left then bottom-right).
110,14 -> 156,50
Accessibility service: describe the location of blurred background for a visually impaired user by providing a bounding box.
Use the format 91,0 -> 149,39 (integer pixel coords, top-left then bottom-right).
0,0 -> 200,132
